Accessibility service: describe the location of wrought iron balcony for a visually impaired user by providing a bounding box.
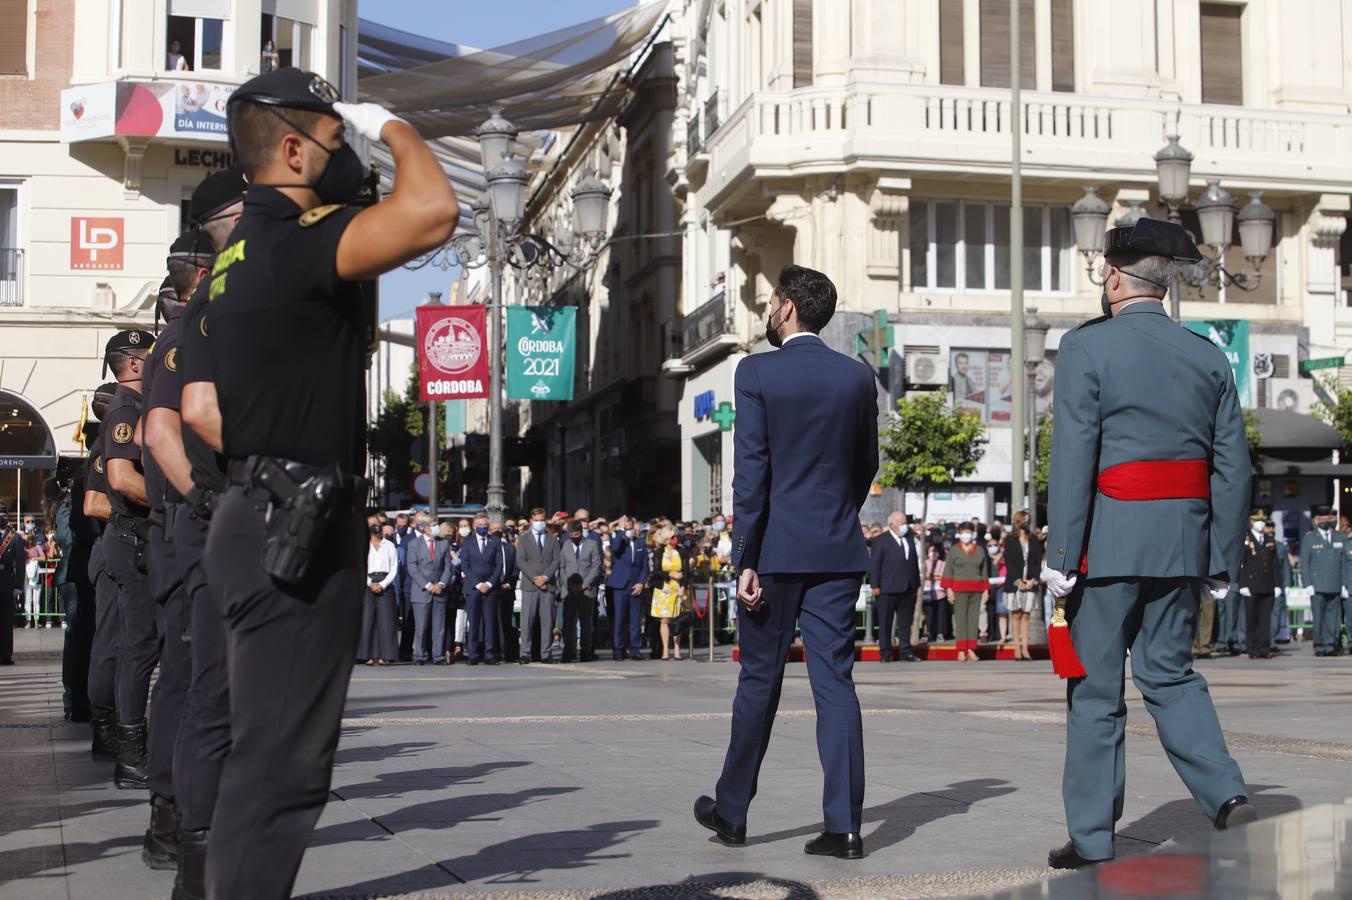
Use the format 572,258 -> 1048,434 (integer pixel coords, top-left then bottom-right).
682,288 -> 732,356
704,89 -> 721,142
687,111 -> 702,155
0,249 -> 22,307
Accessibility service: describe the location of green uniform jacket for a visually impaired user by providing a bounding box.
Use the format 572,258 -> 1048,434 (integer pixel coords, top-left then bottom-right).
1298,528 -> 1348,594
1046,304 -> 1250,581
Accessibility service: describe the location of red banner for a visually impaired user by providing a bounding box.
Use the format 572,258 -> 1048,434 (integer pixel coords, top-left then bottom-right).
417,305 -> 489,401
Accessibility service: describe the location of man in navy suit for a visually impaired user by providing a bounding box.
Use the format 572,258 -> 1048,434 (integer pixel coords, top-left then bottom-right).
696,265 -> 878,860
869,512 -> 922,662
460,514 -> 504,665
607,515 -> 650,660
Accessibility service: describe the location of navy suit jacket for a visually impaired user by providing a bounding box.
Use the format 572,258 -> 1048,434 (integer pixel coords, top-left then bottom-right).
606,533 -> 651,589
868,530 -> 921,594
732,333 -> 878,575
459,534 -> 504,600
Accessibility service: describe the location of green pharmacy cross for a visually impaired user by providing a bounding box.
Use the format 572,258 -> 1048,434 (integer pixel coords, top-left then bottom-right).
712,401 -> 736,432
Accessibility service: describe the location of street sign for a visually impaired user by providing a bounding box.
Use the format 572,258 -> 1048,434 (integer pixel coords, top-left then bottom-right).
506,307 -> 576,401
1299,356 -> 1345,373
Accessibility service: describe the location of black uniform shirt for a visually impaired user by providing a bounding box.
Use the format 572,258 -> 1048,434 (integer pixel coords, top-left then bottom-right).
178,277 -> 228,493
141,305 -> 186,509
1237,531 -> 1280,594
205,186 -> 366,474
85,428 -> 109,497
102,385 -> 149,519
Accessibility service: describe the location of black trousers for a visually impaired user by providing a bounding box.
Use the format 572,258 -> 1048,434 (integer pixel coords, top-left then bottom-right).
1245,591 -> 1274,657
86,540 -> 119,720
357,587 -> 399,661
562,591 -> 595,660
60,578 -> 95,716
204,484 -> 363,900
146,520 -> 189,799
876,591 -> 916,658
172,507 -> 229,832
0,575 -> 13,664
103,521 -> 158,723
925,594 -> 952,642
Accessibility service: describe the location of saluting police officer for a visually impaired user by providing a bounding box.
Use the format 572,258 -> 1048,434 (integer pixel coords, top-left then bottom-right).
82,382 -> 119,760
137,231 -> 216,871
100,330 -> 158,789
178,68 -> 457,900
1042,218 -> 1257,869
1237,508 -> 1280,659
150,166 -> 245,900
1299,505 -> 1346,657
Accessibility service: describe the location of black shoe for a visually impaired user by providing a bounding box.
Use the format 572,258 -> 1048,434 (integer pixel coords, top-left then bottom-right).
485,659 -> 499,666
433,659 -> 446,666
581,654 -> 598,662
142,792 -> 179,869
114,720 -> 149,790
541,657 -> 557,664
518,659 -> 530,665
1047,840 -> 1108,870
1314,649 -> 1329,657
693,795 -> 745,846
1214,796 -> 1258,831
415,659 -> 426,666
91,713 -> 118,761
561,656 -> 576,663
899,654 -> 922,662
878,655 -> 892,663
612,652 -> 623,661
804,830 -> 865,859
171,828 -> 208,900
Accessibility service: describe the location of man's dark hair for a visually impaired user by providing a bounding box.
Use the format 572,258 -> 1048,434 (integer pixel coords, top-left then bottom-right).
955,352 -> 969,364
106,350 -> 138,380
166,257 -> 202,303
775,264 -> 837,333
229,102 -> 328,177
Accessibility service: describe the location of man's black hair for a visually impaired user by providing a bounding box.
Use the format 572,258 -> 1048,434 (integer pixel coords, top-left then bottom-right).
775,264 -> 837,333
228,102 -> 329,177
106,350 -> 138,381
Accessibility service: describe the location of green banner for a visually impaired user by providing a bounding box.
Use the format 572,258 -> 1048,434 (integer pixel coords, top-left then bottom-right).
443,400 -> 466,438
1185,319 -> 1251,406
506,306 -> 576,401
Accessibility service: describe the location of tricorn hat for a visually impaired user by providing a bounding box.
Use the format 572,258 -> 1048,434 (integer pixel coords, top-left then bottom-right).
1103,216 -> 1203,262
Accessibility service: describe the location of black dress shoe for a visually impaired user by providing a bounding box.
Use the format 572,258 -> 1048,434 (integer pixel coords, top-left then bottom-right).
485,659 -> 499,666
518,659 -> 530,665
899,654 -> 922,663
693,795 -> 745,846
878,656 -> 892,663
415,660 -> 426,666
141,792 -> 179,870
804,830 -> 864,859
1048,840 -> 1108,870
612,652 -> 623,661
433,659 -> 446,666
1214,796 -> 1258,831
467,659 -> 480,666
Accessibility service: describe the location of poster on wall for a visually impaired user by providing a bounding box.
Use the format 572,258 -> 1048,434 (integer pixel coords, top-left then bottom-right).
949,349 -> 1015,423
1185,319 -> 1252,406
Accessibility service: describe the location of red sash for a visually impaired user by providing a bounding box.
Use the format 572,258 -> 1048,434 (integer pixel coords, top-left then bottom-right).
1080,459 -> 1211,574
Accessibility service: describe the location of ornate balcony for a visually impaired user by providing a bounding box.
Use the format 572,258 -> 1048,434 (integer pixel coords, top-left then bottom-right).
662,288 -> 737,374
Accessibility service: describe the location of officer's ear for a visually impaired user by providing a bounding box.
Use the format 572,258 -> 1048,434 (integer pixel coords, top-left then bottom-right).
280,132 -> 308,175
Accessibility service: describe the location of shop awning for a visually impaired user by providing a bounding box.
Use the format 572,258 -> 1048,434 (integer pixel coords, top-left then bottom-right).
1255,461 -> 1352,479
1252,408 -> 1341,451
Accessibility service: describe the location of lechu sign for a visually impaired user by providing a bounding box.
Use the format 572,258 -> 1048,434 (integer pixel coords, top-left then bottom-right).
417,305 -> 489,401
507,307 -> 576,401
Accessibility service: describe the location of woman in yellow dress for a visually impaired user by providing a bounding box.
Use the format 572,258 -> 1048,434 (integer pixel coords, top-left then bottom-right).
649,525 -> 689,660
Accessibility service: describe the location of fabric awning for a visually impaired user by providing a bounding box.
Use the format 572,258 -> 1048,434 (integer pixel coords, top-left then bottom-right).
1252,408 -> 1341,451
1255,461 -> 1352,478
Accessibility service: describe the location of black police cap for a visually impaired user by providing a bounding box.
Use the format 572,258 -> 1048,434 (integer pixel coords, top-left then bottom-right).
228,68 -> 341,115
190,166 -> 247,224
105,329 -> 153,357
167,230 -> 215,267
1312,504 -> 1334,517
93,382 -> 118,402
1103,216 -> 1202,262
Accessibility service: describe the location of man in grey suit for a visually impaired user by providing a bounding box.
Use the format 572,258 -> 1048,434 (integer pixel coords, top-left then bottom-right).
1043,218 -> 1257,870
405,520 -> 454,666
515,508 -> 560,665
559,518 -> 603,662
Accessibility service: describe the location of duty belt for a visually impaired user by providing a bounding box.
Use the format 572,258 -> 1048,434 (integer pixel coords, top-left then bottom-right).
227,456 -> 367,506
109,512 -> 149,540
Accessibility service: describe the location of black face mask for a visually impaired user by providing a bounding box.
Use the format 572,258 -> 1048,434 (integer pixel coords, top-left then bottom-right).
765,302 -> 785,348
1100,288 -> 1113,318
263,107 -> 366,205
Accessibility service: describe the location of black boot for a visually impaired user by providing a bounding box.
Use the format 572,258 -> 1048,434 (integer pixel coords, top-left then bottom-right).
91,714 -> 118,761
142,792 -> 179,869
114,719 -> 149,790
171,828 -> 208,900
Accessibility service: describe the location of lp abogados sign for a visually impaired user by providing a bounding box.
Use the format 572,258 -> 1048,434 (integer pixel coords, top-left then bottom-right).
417,305 -> 489,401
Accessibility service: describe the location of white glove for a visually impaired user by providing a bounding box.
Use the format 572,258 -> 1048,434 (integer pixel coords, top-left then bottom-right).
1239,587 -> 1252,598
1203,577 -> 1230,601
333,102 -> 403,143
1343,587 -> 1349,599
1040,561 -> 1077,599
1274,587 -> 1283,597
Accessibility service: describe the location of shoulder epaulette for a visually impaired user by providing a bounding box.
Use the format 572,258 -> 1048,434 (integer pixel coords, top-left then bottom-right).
299,204 -> 346,227
1070,314 -> 1110,332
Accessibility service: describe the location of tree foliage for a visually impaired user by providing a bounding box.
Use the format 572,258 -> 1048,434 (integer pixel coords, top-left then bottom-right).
367,363 -> 450,504
878,391 -> 988,520
1313,377 -> 1352,454
1242,409 -> 1263,465
1032,406 -> 1053,516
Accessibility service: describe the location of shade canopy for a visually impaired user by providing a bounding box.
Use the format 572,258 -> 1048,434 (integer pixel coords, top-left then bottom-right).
1251,408 -> 1341,451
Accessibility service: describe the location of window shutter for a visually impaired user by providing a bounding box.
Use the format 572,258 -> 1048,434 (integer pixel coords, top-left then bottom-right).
1050,0 -> 1074,92
1200,3 -> 1243,105
0,0 -> 28,77
939,0 -> 965,86
793,0 -> 813,88
979,0 -> 1035,89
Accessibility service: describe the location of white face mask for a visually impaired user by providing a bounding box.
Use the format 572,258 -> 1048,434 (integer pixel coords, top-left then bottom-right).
458,527 -> 471,538
959,532 -> 974,544
713,521 -> 726,532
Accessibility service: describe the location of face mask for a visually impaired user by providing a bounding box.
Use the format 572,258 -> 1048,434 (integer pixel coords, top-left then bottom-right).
765,302 -> 785,348
713,521 -> 726,532
262,107 -> 367,205
458,527 -> 471,538
531,521 -> 547,534
476,526 -> 489,537
959,532 -> 974,544
581,527 -> 590,536
571,535 -> 582,545
1100,288 -> 1113,318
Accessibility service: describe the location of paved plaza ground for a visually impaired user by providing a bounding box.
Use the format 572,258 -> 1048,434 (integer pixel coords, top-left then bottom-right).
2,627 -> 1350,899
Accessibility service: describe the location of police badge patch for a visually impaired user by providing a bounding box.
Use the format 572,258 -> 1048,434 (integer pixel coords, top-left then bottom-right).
94,456 -> 104,474
166,348 -> 177,372
112,423 -> 133,444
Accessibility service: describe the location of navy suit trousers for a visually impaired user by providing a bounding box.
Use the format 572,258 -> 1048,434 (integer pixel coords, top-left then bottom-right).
610,586 -> 643,655
716,573 -> 864,833
465,589 -> 498,661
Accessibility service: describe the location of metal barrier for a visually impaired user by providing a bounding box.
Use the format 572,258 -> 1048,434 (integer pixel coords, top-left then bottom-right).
15,563 -> 63,627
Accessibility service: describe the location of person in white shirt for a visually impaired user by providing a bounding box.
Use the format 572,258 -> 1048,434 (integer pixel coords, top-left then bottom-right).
167,40 -> 189,71
360,524 -> 398,665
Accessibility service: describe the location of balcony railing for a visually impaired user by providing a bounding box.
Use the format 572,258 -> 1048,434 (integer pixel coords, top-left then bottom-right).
682,288 -> 730,355
0,249 -> 22,307
704,89 -> 721,142
687,110 -> 702,155
661,317 -> 684,360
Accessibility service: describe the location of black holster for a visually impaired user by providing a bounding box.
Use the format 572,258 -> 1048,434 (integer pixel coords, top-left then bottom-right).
111,512 -> 150,574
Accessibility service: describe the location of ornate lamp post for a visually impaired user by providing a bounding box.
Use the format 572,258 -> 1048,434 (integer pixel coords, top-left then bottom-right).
1023,309 -> 1050,529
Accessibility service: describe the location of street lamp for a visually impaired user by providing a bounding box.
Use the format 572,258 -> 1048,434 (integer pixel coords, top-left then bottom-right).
474,107 -> 518,172
1194,179 -> 1237,251
1071,186 -> 1111,285
1024,308 -> 1050,530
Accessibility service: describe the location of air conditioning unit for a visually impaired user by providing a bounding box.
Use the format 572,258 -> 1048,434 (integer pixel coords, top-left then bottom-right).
906,351 -> 944,388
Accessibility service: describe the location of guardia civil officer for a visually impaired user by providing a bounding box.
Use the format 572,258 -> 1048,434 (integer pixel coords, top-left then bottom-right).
179,68 -> 457,899
1236,508 -> 1281,658
1299,505 -> 1346,656
1042,218 -> 1256,869
101,329 -> 158,789
147,167 -> 245,900
83,382 -> 119,759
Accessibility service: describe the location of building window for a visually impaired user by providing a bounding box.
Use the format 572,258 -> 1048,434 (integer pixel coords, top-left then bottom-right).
262,13 -> 313,71
1340,214 -> 1351,308
939,0 -> 964,85
1199,3 -> 1243,105
0,186 -> 20,308
166,15 -> 226,72
950,349 -> 1014,425
1050,0 -> 1074,92
979,0 -> 1035,89
792,0 -> 812,88
909,199 -> 1073,293
0,0 -> 28,76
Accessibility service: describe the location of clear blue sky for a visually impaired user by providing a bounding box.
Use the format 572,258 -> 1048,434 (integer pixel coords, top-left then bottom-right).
361,0 -> 637,321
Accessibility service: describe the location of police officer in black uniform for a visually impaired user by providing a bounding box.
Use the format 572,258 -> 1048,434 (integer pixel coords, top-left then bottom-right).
1237,507 -> 1280,659
146,166 -> 245,900
179,68 -> 458,899
100,328 -> 157,789
82,382 -> 119,758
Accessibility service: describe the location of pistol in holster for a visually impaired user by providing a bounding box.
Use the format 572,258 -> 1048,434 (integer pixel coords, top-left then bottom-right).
252,457 -> 342,586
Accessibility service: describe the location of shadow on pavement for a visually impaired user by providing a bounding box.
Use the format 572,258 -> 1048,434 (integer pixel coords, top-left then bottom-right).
590,872 -> 824,900
0,834 -> 140,882
331,740 -> 438,766
747,778 -> 1017,853
331,761 -> 532,800
0,796 -> 142,840
1116,782 -> 1303,847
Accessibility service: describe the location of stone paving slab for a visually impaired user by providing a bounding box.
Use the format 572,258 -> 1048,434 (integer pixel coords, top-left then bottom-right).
2,627 -> 1350,899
